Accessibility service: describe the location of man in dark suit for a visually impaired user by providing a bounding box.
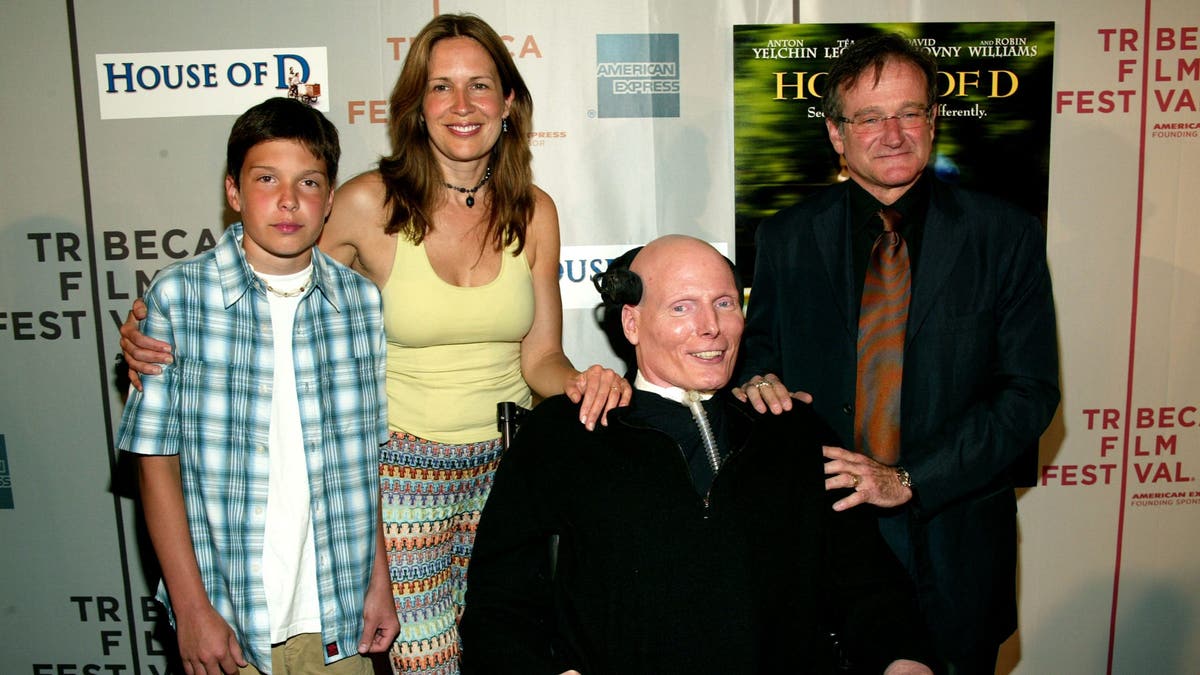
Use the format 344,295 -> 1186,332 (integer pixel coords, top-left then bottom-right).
461,235 -> 933,675
736,34 -> 1060,674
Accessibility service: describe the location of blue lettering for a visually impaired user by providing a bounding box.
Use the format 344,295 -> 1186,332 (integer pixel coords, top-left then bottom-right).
227,62 -> 252,86
203,63 -> 218,87
562,260 -> 587,283
104,62 -> 135,93
253,61 -> 269,85
274,54 -> 311,89
161,65 -> 183,90
136,65 -> 161,90
559,257 -> 617,282
185,64 -> 202,88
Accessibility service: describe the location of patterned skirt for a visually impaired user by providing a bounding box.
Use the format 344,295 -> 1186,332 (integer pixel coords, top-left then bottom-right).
380,431 -> 504,675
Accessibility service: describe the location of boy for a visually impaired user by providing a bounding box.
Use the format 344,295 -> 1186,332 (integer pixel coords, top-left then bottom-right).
116,97 -> 397,674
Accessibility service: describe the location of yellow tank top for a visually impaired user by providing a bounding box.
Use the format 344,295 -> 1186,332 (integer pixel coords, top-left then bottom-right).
382,236 -> 534,443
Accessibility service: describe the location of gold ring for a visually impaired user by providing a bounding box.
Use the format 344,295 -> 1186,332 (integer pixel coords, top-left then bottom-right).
752,381 -> 772,389
850,474 -> 860,488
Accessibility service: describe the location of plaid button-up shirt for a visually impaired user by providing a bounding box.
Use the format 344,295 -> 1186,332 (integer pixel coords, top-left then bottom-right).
116,223 -> 387,668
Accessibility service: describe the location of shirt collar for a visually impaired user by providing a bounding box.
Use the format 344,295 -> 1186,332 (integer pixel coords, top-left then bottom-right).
848,171 -> 930,230
213,222 -> 344,311
634,371 -> 714,404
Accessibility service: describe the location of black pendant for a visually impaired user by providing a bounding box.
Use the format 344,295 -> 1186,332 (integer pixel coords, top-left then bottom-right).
443,165 -> 490,208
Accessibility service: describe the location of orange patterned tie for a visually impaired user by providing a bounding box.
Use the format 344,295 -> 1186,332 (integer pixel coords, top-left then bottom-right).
854,208 -> 909,465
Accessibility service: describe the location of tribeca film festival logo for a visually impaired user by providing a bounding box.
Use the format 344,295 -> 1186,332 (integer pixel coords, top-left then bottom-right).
95,47 -> 329,120
595,34 -> 680,118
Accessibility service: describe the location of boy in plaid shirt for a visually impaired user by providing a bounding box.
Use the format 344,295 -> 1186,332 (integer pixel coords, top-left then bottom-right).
117,97 -> 397,674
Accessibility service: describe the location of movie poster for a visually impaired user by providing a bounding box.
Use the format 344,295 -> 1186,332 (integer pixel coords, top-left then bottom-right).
732,22 -> 1055,281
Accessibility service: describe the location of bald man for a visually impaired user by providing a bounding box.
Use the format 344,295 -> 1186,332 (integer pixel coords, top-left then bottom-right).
460,236 -> 933,675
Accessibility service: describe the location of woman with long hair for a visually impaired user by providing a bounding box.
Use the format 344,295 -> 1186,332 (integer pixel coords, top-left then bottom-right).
320,14 -> 630,670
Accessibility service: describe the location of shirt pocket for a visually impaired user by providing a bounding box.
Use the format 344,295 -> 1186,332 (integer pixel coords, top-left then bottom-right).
177,358 -> 260,448
315,355 -> 381,434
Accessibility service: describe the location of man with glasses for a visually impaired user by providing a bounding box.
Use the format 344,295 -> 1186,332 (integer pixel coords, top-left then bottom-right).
737,33 -> 1060,674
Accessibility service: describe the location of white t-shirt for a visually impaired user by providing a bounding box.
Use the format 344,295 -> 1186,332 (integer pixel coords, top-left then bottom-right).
256,264 -> 322,642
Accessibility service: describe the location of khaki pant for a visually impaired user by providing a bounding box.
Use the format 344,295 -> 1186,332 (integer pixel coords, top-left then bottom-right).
239,633 -> 374,675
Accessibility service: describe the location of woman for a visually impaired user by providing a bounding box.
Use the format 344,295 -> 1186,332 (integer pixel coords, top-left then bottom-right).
122,14 -> 629,674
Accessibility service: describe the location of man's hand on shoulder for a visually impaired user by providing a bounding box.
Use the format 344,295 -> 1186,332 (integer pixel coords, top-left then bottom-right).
731,373 -> 812,414
567,364 -> 631,430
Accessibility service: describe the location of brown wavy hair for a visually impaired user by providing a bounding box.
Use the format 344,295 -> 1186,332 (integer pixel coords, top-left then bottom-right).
378,13 -> 534,255
821,32 -> 938,123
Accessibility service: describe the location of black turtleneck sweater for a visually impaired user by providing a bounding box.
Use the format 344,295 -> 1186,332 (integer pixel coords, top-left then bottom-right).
623,389 -> 728,496
462,392 -> 933,675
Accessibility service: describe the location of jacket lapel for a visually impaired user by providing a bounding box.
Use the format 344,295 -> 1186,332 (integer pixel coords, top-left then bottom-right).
906,181 -> 967,346
811,184 -> 858,340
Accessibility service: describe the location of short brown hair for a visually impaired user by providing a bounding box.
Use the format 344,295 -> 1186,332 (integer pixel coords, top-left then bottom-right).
226,97 -> 339,187
822,33 -> 937,123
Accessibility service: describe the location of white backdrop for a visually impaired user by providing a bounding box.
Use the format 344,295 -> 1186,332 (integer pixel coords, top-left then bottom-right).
1,1 -> 1197,673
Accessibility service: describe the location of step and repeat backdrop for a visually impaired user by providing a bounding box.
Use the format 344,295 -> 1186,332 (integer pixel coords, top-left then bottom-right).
2,0 -> 1197,672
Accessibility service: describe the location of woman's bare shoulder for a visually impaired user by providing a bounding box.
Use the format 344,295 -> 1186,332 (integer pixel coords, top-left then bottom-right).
323,170 -> 397,283
335,170 -> 388,213
522,184 -> 561,265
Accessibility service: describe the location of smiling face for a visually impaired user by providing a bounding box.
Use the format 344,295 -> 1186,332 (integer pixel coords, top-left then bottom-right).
422,36 -> 513,169
825,58 -> 936,205
622,237 -> 744,393
225,139 -> 333,275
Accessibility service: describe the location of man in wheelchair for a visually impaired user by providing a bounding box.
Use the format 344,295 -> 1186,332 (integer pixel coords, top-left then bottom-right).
461,235 -> 934,675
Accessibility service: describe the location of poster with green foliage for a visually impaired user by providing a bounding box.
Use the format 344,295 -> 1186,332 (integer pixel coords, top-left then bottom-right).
733,22 -> 1054,282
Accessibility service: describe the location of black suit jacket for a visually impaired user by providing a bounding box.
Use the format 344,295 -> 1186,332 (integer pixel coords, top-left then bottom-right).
461,393 -> 931,674
740,177 -> 1060,658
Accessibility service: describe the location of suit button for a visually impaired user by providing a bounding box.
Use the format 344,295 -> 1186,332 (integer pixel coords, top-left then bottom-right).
842,403 -> 853,415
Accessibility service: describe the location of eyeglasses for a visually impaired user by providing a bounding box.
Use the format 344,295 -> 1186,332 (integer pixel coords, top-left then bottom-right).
836,108 -> 932,135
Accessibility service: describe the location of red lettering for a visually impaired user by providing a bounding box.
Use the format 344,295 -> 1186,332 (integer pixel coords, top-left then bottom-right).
1041,463 -> 1117,486
1136,407 -> 1154,428
387,36 -> 410,61
1180,406 -> 1197,426
347,100 -> 365,124
1135,462 -> 1193,483
1082,408 -> 1121,429
1057,89 -> 1135,113
1154,57 -> 1200,81
1118,59 -> 1137,82
1157,26 -> 1198,51
1100,435 -> 1118,457
1134,434 -> 1178,456
1098,27 -> 1139,52
369,100 -> 388,124
1133,406 -> 1199,428
347,100 -> 389,125
1154,88 -> 1198,112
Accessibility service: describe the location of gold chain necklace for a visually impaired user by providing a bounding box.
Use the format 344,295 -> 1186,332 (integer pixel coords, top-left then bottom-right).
265,281 -> 308,298
263,269 -> 312,298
